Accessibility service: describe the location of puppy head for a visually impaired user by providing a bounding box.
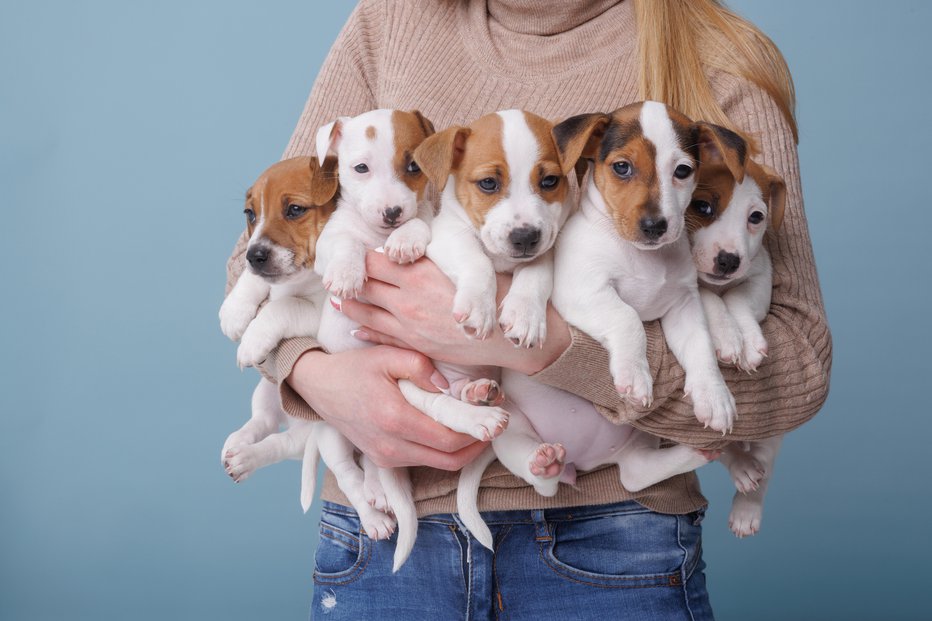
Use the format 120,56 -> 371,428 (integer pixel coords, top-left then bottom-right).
315,109 -> 433,231
687,129 -> 786,284
243,156 -> 338,282
553,101 -> 717,249
414,109 -> 570,263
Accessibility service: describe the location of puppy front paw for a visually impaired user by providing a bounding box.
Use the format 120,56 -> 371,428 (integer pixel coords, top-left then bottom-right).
453,291 -> 497,340
219,297 -> 258,342
708,314 -> 744,368
384,226 -> 429,264
323,259 -> 367,300
685,375 -> 736,434
499,293 -> 547,348
610,356 -> 654,408
739,325 -> 768,373
236,323 -> 279,368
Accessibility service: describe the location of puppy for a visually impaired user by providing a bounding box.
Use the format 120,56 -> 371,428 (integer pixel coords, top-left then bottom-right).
218,156 -> 336,485
686,127 -> 786,537
551,101 -> 737,433
416,109 -> 718,549
311,109 -> 509,572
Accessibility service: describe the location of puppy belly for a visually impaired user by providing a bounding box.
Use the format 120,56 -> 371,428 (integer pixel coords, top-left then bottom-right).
502,369 -> 632,478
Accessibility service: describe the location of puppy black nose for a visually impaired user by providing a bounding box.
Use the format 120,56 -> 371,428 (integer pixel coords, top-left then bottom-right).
383,206 -> 403,225
246,245 -> 270,269
509,226 -> 541,255
714,250 -> 741,276
640,217 -> 668,240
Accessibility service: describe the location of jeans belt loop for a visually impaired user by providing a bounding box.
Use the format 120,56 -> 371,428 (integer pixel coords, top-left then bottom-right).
531,509 -> 551,541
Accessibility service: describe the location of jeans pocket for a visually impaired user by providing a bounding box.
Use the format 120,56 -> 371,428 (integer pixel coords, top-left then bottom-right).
313,505 -> 370,585
542,510 -> 690,588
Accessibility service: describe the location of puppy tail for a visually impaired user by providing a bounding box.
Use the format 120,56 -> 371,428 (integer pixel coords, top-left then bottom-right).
379,467 -> 416,573
299,425 -> 320,513
456,445 -> 497,550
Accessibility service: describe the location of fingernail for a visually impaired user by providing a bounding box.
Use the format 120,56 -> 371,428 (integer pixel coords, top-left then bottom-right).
330,296 -> 342,311
430,370 -> 449,390
374,246 -> 386,254
350,329 -> 369,341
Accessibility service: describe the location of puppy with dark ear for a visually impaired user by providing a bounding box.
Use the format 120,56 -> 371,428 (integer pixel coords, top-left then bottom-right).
413,126 -> 471,191
760,164 -> 786,231
552,112 -> 610,184
695,122 -> 748,184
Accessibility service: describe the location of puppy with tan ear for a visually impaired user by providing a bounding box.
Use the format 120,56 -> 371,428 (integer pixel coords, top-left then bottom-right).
685,126 -> 787,537
218,155 -> 337,486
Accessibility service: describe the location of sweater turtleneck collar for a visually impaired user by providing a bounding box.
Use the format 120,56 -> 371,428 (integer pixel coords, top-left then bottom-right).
486,0 -> 625,36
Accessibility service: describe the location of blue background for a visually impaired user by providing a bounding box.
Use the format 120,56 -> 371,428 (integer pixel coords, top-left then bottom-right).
1,1 -> 929,619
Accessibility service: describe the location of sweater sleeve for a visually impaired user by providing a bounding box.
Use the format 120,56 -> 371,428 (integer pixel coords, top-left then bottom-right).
533,75 -> 832,449
223,0 -> 382,420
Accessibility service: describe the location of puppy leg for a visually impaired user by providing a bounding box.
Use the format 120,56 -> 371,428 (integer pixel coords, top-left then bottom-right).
398,379 -> 509,441
316,425 -> 396,541
726,435 -> 782,537
722,266 -> 772,372
499,251 -> 553,349
361,454 -> 391,513
491,403 -> 563,497
237,296 -> 322,368
318,232 -> 368,300
699,288 -> 744,368
661,291 -> 736,433
224,419 -> 313,483
383,217 -> 431,264
612,430 -> 716,492
219,268 -> 270,341
222,378 -> 284,467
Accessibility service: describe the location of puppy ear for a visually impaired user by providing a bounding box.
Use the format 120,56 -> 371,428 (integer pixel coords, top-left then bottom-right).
315,118 -> 346,163
695,122 -> 747,183
409,110 -> 436,138
760,163 -> 786,232
412,126 -> 470,191
551,113 -> 610,177
309,155 -> 339,206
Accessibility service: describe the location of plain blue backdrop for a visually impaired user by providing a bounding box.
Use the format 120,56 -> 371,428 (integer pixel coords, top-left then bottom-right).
1,1 -> 930,619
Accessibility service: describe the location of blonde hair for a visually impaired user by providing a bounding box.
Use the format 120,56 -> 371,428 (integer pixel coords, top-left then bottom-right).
634,0 -> 798,144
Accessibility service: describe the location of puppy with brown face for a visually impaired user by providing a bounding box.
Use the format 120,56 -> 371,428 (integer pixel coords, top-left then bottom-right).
551,101 -> 737,433
218,155 -> 337,488
685,128 -> 786,538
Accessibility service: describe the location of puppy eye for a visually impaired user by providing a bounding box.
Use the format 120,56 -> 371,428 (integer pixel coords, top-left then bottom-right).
612,161 -> 632,178
244,208 -> 256,224
539,175 -> 560,190
748,211 -> 765,225
286,204 -> 309,220
353,163 -> 369,174
674,164 -> 694,180
406,161 -> 421,174
477,177 -> 499,193
689,200 -> 714,218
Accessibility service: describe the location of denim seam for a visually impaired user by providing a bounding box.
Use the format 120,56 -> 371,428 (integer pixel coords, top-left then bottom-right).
313,532 -> 371,586
493,525 -> 512,621
318,527 -> 359,555
538,537 -> 679,589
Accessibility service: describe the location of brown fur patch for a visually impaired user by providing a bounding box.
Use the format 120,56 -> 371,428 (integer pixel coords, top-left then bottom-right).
523,111 -> 569,205
746,160 -> 786,231
391,110 -> 435,199
687,163 -> 737,232
245,156 -> 338,269
452,113 -> 508,229
365,125 -> 377,140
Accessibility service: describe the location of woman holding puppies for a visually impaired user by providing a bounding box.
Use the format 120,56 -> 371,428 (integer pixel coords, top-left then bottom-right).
224,0 -> 830,618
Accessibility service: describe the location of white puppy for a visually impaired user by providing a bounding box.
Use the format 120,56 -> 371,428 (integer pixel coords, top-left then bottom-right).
686,126 -> 787,537
219,156 -> 336,486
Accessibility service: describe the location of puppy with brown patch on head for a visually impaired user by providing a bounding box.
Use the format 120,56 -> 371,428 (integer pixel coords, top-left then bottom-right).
551,101 -> 737,433
685,127 -> 786,537
218,156 -> 337,486
312,108 -> 510,572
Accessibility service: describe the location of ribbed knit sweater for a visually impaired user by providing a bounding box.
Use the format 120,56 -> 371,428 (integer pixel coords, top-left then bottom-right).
225,0 -> 831,517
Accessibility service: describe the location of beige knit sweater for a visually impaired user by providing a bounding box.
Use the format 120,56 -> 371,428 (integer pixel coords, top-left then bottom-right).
224,0 -> 831,517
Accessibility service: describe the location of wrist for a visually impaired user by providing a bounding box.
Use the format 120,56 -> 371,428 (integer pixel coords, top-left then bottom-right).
286,349 -> 330,402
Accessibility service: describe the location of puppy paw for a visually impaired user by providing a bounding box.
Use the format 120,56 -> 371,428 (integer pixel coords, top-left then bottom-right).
728,493 -> 763,538
708,316 -> 744,367
223,445 -> 261,483
236,323 -> 279,368
221,430 -> 256,467
323,259 -> 366,300
469,406 -> 509,441
384,226 -> 429,264
460,378 -> 505,407
739,326 -> 768,373
360,508 -> 396,541
499,293 -> 547,348
363,479 -> 392,515
528,443 -> 566,479
453,291 -> 497,340
726,450 -> 766,494
685,376 -> 736,434
611,356 -> 654,408
219,297 -> 258,342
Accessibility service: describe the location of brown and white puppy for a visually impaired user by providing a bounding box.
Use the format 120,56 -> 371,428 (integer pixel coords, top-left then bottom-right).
551,101 -> 737,432
686,129 -> 786,537
218,156 -> 337,484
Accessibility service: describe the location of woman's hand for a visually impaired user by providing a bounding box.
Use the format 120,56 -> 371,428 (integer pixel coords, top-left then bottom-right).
338,251 -> 571,375
287,347 -> 488,470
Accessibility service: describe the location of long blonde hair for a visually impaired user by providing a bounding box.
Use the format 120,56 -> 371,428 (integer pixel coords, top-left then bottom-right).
634,0 -> 798,144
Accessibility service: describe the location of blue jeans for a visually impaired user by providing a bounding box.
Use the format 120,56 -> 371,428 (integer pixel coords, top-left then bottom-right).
310,500 -> 714,620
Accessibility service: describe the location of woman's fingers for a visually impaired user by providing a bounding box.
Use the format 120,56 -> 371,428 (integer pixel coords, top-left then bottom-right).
351,327 -> 414,351
372,435 -> 489,471
364,250 -> 411,286
340,297 -> 405,339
